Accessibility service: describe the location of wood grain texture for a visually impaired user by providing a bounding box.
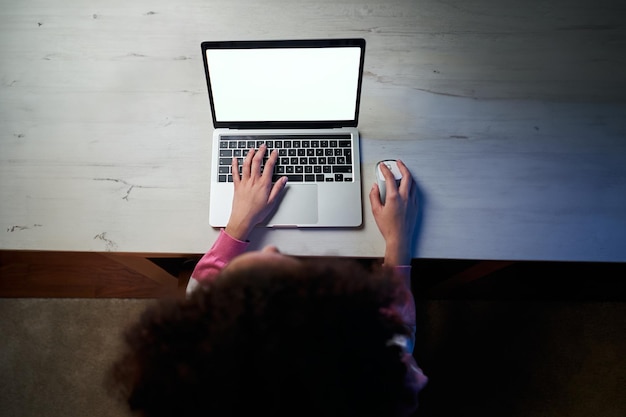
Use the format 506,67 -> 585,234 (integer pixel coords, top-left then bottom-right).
0,251 -> 185,298
1,0 -> 625,261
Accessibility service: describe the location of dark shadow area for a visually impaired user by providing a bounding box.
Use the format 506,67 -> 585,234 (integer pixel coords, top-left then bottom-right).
411,259 -> 626,301
409,260 -> 626,417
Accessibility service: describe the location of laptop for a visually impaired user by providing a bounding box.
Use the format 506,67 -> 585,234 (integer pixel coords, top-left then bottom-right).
201,38 -> 366,228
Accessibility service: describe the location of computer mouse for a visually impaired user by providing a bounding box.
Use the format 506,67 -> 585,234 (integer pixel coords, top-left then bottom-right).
376,160 -> 402,203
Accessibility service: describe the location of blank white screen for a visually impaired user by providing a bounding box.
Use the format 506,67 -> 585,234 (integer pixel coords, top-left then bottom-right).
206,47 -> 361,122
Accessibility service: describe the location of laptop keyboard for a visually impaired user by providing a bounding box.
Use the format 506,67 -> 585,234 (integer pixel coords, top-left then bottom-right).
217,134 -> 354,183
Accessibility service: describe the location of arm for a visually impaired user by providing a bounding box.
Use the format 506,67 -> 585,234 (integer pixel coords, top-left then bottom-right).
392,265 -> 416,353
369,160 -> 418,351
186,144 -> 287,296
185,229 -> 249,296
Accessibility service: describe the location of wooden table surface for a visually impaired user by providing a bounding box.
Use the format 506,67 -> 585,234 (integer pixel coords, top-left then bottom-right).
1,0 -> 625,262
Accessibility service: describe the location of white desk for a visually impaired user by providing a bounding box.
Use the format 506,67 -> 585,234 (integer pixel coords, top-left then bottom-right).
2,0 -> 626,262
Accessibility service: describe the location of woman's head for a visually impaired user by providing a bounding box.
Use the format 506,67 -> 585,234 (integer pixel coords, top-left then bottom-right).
110,258 -> 422,417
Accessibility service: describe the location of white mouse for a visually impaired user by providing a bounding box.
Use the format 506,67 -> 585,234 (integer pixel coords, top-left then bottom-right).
376,160 -> 402,203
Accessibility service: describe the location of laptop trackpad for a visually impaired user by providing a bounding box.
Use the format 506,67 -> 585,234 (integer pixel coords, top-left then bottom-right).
266,184 -> 318,226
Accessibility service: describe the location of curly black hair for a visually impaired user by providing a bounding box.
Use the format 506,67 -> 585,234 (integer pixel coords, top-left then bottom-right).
109,258 -> 417,417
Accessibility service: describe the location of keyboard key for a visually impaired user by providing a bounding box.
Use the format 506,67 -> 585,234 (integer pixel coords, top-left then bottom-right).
332,165 -> 352,173
273,174 -> 303,182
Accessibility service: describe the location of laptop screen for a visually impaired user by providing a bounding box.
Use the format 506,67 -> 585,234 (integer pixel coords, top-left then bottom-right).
201,39 -> 365,129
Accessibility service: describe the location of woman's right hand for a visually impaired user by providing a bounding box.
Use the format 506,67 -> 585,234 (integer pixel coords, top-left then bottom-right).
225,145 -> 287,241
368,160 -> 418,266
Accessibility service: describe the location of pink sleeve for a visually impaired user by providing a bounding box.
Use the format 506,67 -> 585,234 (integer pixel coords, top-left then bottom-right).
185,229 -> 249,296
392,265 -> 416,353
390,266 -> 428,392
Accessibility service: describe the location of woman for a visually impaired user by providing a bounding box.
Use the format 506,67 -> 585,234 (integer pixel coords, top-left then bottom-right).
110,145 -> 427,417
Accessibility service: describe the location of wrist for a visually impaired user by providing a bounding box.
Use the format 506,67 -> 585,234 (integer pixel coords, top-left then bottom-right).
384,239 -> 412,266
225,221 -> 252,241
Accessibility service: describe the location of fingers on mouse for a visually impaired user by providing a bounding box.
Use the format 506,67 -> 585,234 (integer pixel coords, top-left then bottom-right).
375,160 -> 403,203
